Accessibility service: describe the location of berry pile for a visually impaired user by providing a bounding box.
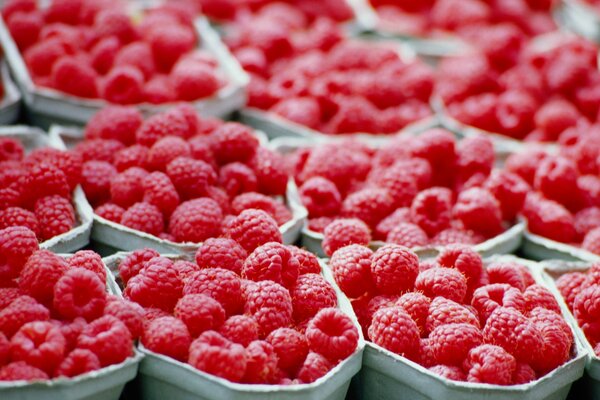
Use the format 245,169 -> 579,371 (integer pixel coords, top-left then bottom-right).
0,134 -> 81,243
370,0 -> 555,39
117,239 -> 359,384
508,133 -> 600,254
555,264 -> 600,356
0,228 -> 136,381
224,4 -> 434,135
440,35 -> 600,142
330,244 -> 574,384
4,0 -> 225,104
78,104 -> 292,244
290,129 -> 528,255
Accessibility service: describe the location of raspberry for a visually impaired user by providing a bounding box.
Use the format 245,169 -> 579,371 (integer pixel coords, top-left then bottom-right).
143,75 -> 176,103
523,285 -> 561,314
426,297 -> 480,334
0,138 -> 24,162
556,272 -> 589,309
34,195 -> 75,241
21,162 -> 70,207
56,317 -> 86,353
430,323 -> 483,366
10,321 -> 66,374
174,294 -> 226,338
81,161 -> 117,206
166,157 -> 216,200
55,349 -> 101,378
432,227 -> 485,248
210,123 -> 259,165
219,315 -> 259,347
89,36 -> 120,75
168,198 -> 222,243
409,128 -> 456,171
529,308 -> 572,374
369,306 -> 420,359
104,299 -> 143,340
0,361 -> 48,381
0,207 -> 40,238
142,172 -> 180,217
53,268 -> 106,322
218,163 -> 258,198
110,167 -> 147,208
0,296 -> 49,338
454,188 -> 504,237
0,187 -> 20,211
85,106 -> 142,146
243,280 -> 293,337
147,137 -> 191,172
171,62 -> 220,101
487,261 -> 527,292
0,288 -> 20,309
291,274 -> 337,323
464,344 -> 516,385
242,340 -> 279,384
471,284 -> 527,326
249,147 -> 289,196
308,217 -> 337,233
120,202 -> 164,236
575,207 -> 600,239
374,208 -> 412,240
242,242 -> 299,289
183,268 -> 242,316
456,136 -> 494,179
370,244 -> 419,295
125,257 -> 183,312
266,327 -> 309,374
484,170 -> 530,221
77,315 -> 132,367
322,218 -> 371,257
583,227 -> 600,255
75,139 -> 125,164
289,246 -> 321,275
118,248 -> 160,285
410,187 -> 453,236
227,209 -> 282,253
513,362 -> 536,384
7,11 -> 43,50
114,145 -> 149,172
415,267 -> 468,303
329,244 -> 373,299
436,245 -> 483,289
386,222 -> 428,248
305,307 -> 358,362
51,56 -> 98,98
136,111 -> 189,147
299,177 -> 342,218
195,238 -> 246,274
534,156 -> 580,210
114,42 -> 156,80
231,192 -> 279,217
396,292 -> 431,336
26,148 -> 83,191
2,0 -> 37,22
101,65 -> 144,104
142,316 -> 191,362
149,25 -> 195,72
482,307 -> 543,365
189,330 -> 247,382
428,365 -> 465,381
573,285 -> 600,344
342,188 -> 394,229
19,250 -> 67,306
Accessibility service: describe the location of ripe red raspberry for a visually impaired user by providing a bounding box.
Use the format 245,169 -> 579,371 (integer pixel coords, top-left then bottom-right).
136,111 -> 189,147
430,323 -> 483,366
369,306 -> 420,359
114,145 -> 149,172
0,295 -> 49,338
110,167 -> 147,208
184,268 -> 242,316
289,246 -> 321,275
464,344 -> 516,385
386,223 -> 428,248
396,292 -> 431,336
426,297 -> 480,334
299,177 -> 341,218
118,248 -> 160,285
322,218 -> 371,257
113,42 -> 155,80
2,0 -> 37,22
243,280 -> 293,337
174,294 -> 226,338
513,362 -> 536,384
85,106 -> 142,146
436,245 -> 483,290
125,256 -> 183,312
10,321 -> 66,374
482,307 -> 543,365
89,36 -> 120,75
0,138 -> 23,163
0,288 -> 20,309
101,65 -> 144,105
171,61 -> 220,101
296,351 -> 333,383
374,208 -> 412,241
218,162 -> 258,198
231,192 -> 280,218
573,285 -> 600,344
529,308 -> 572,374
487,261 -> 528,292
142,316 -> 191,362
77,315 -> 132,367
55,348 -> 101,378
75,139 -> 125,164
210,123 -> 259,165
410,187 -> 453,236
342,188 -> 394,229
242,242 -> 299,288
7,11 -> 42,50
556,272 -> 589,309
56,317 -> 86,353
53,268 -> 106,322
195,238 -> 246,274
266,327 -> 309,375
104,299 -> 143,340
409,128 -> 456,170
471,284 -> 527,325
168,198 -> 222,243
329,244 -> 373,299
583,227 -> 600,255
0,207 -> 40,238
242,340 -> 279,384
33,195 -> 75,241
0,187 -> 20,211
534,156 -> 580,210
81,161 -> 117,206
306,307 -> 358,362
370,244 -> 419,295
189,330 -> 247,382
148,25 -> 195,72
95,203 -> 124,223
453,188 -> 504,237
523,284 -> 561,314
147,136 -> 191,172
51,56 -> 98,98
290,274 -> 337,323
505,148 -> 547,185
166,157 -> 216,200
428,365 -> 465,381
0,361 -> 48,381
377,171 -> 419,210
249,147 -> 289,196
484,170 -> 530,221
219,315 -> 259,347
575,207 -> 600,239
26,148 -> 83,191
456,135 -> 494,179
120,202 -> 164,236
227,209 -> 282,253
20,162 -> 70,207
19,250 -> 67,306
415,267 -> 468,304
142,172 -> 180,217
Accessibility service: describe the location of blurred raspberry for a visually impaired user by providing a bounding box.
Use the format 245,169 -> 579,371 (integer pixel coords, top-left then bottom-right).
453,188 -> 503,237
219,162 -> 258,197
0,361 -> 48,381
484,170 -> 530,221
168,198 -> 222,243
583,227 -> 600,255
142,172 -> 180,218
342,188 -> 394,228
249,147 -> 289,196
322,218 -> 371,257
34,195 -> 75,241
556,272 -> 589,310
522,194 -> 576,243
120,202 -> 164,236
0,207 -> 40,238
147,136 -> 191,172
410,187 -> 453,236
386,222 -> 429,248
85,106 -> 142,145
299,177 -> 342,218
51,56 -> 98,98
573,285 -> 600,344
81,161 -> 117,206
114,145 -> 149,171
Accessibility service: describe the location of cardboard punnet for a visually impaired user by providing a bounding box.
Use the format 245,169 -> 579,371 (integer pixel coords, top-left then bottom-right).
0,61 -> 21,125
0,10 -> 248,127
541,260 -> 600,399
347,255 -> 587,400
102,252 -> 365,400
560,0 -> 600,44
521,229 -> 600,262
0,126 -> 93,252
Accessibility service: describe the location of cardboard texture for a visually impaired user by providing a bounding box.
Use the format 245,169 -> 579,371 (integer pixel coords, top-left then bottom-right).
521,230 -> 600,263
0,61 -> 21,124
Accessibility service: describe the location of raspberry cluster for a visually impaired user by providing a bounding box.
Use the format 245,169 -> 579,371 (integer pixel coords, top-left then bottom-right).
330,244 -> 573,384
120,238 -> 359,384
292,129 -> 527,255
0,230 -> 136,381
79,104 -> 292,243
509,134 -> 600,254
555,264 -> 600,356
0,135 -> 81,243
370,0 -> 555,39
224,4 -> 433,135
5,0 -> 224,104
441,35 -> 600,143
